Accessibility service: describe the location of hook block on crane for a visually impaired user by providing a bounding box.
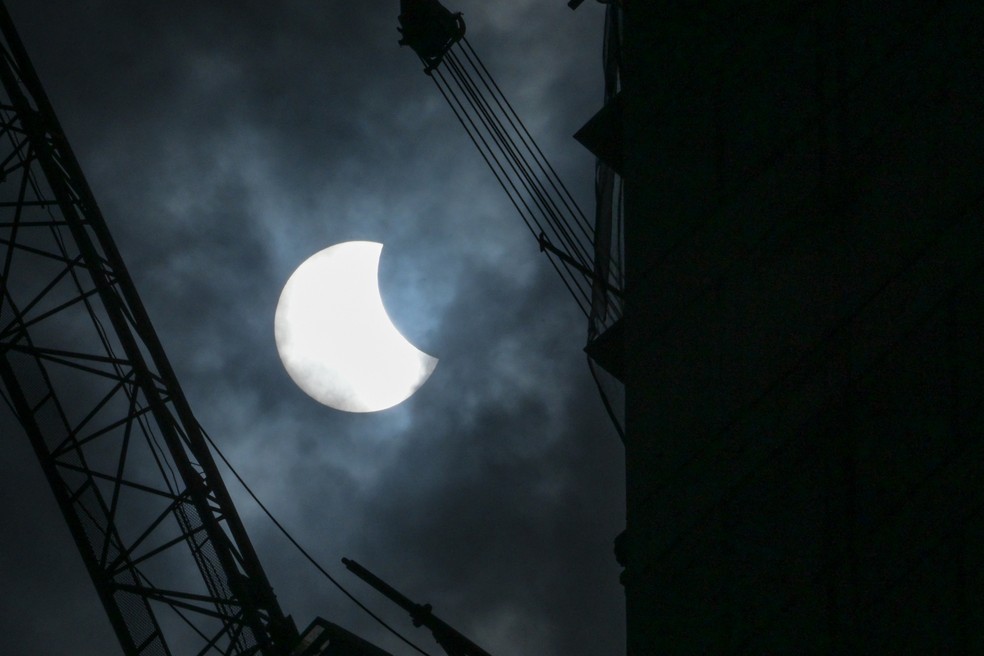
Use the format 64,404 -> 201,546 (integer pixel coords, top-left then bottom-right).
397,0 -> 466,72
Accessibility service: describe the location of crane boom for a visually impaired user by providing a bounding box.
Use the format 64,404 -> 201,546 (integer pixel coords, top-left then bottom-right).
0,3 -> 297,653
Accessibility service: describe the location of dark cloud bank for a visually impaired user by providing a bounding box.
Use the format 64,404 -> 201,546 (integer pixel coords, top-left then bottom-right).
0,2 -> 624,655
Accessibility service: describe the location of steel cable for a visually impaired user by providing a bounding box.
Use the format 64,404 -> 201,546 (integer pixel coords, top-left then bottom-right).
430,61 -> 591,316
201,427 -> 434,656
447,47 -> 595,276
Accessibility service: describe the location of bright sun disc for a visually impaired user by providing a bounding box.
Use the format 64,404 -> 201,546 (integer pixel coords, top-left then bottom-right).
274,241 -> 437,412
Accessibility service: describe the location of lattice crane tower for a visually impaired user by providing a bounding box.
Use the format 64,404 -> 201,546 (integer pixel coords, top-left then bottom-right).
0,4 -> 299,654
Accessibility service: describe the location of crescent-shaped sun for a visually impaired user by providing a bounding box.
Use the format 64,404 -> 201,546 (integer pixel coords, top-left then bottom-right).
274,241 -> 438,412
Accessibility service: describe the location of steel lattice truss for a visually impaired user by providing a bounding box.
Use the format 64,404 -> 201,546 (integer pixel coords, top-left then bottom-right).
0,5 -> 296,656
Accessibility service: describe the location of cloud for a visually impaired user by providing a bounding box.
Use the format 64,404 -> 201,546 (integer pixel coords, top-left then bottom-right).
0,2 -> 623,655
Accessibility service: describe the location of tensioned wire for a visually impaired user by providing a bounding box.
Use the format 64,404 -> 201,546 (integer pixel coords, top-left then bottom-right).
419,36 -> 611,318
443,46 -> 593,268
429,60 -> 590,317
443,44 -> 595,278
459,37 -> 596,249
201,426 -> 434,656
442,66 -> 588,314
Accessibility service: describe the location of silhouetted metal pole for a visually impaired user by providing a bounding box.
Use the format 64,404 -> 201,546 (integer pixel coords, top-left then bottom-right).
342,558 -> 494,656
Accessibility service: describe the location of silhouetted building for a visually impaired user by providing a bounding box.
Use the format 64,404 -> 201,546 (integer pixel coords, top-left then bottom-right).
620,3 -> 984,652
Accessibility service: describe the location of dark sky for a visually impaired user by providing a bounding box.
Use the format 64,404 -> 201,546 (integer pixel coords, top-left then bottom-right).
0,2 -> 624,655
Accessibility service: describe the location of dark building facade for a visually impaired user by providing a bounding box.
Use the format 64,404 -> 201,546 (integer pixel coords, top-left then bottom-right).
621,3 -> 984,652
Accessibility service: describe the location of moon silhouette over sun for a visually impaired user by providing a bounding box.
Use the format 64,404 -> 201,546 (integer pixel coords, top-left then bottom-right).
274,241 -> 438,413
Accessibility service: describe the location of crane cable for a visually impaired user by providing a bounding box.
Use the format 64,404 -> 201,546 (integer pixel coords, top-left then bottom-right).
200,427 -> 434,656
445,46 -> 594,264
446,42 -> 595,289
458,37 -> 596,252
442,51 -> 594,314
428,64 -> 591,317
419,35 -> 624,320
417,19 -> 628,443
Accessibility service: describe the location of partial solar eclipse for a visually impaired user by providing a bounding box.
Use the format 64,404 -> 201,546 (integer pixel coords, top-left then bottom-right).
274,241 -> 438,412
